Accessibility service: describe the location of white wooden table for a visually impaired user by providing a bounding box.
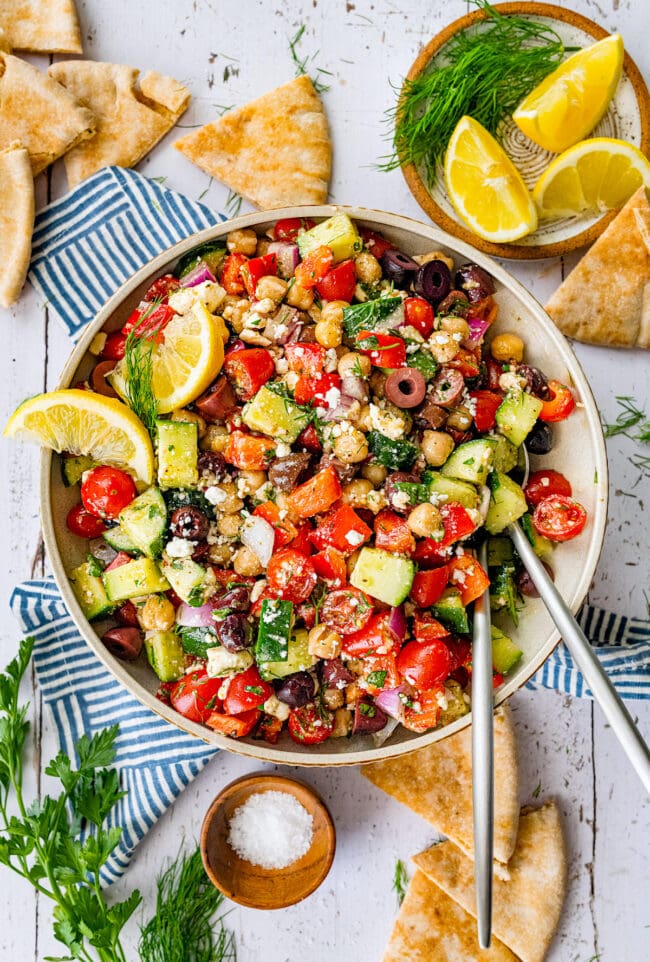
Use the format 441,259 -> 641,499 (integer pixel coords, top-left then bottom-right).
1,1 -> 649,958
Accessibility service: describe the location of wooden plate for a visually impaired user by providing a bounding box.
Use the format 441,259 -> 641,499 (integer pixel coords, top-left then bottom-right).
200,774 -> 336,909
401,2 -> 650,259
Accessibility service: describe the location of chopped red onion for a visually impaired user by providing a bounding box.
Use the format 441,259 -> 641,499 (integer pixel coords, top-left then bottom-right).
180,261 -> 216,288
387,605 -> 407,643
176,601 -> 217,628
270,305 -> 302,345
340,376 -> 369,403
466,316 -> 491,348
478,484 -> 492,520
268,241 -> 300,278
375,685 -> 409,721
241,515 -> 275,567
322,392 -> 358,421
372,716 -> 400,747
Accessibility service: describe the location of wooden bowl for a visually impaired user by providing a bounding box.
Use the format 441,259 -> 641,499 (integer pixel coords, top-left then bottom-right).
200,774 -> 335,909
40,204 -> 608,765
401,2 -> 650,259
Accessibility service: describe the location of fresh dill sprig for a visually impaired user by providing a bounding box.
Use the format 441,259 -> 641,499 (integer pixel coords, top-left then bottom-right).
225,189 -> 243,217
393,858 -> 408,905
381,0 -> 567,184
139,847 -> 236,962
603,396 -> 650,440
288,24 -> 332,94
123,301 -> 162,437
629,453 -> 650,474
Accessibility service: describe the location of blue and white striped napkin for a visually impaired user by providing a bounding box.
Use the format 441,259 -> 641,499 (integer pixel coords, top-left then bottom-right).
13,166 -> 650,883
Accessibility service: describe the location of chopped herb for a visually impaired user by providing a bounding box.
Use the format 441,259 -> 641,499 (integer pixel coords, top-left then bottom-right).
86,553 -> 105,577
367,670 -> 388,688
360,702 -> 376,717
594,469 -> 599,484
532,780 -> 542,798
603,396 -> 650,440
343,296 -> 403,337
123,299 -> 164,436
151,175 -> 168,185
393,859 -> 409,905
225,189 -> 243,217
288,24 -> 332,94
244,685 -> 264,696
148,504 -> 162,519
188,585 -> 205,606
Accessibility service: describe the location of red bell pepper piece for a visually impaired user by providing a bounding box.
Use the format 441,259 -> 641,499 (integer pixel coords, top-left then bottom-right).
402,688 -> 442,733
284,342 -> 326,377
223,348 -> 275,401
412,539 -> 454,568
296,423 -> 322,453
290,521 -> 314,555
294,372 -> 341,407
312,546 -> 347,587
253,501 -> 298,550
413,612 -> 451,643
205,708 -> 260,737
240,253 -> 278,297
357,330 -> 406,368
447,554 -> 490,605
373,509 -> 415,556
294,245 -> 334,289
256,713 -> 284,744
360,652 -> 400,695
315,259 -> 357,302
409,566 -> 449,607
469,389 -> 503,432
288,466 -> 342,519
309,504 -> 372,555
220,252 -> 248,295
439,502 -> 476,546
447,348 -> 481,379
359,227 -> 395,260
224,430 -> 276,470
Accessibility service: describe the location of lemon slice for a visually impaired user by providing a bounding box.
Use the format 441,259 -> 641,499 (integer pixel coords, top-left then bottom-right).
444,116 -> 538,243
110,301 -> 225,414
532,137 -> 650,218
513,35 -> 624,154
4,389 -> 154,484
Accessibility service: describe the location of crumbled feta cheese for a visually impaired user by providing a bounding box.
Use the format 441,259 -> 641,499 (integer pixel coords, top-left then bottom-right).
273,441 -> 291,459
274,355 -> 289,374
274,323 -> 288,339
324,348 -> 338,372
284,371 -> 300,390
436,690 -> 449,710
250,579 -> 267,603
253,297 -> 276,316
324,386 -> 341,410
499,373 -> 527,393
218,677 -> 232,700
192,281 -> 227,312
206,647 -> 254,677
429,492 -> 449,506
369,403 -> 406,440
168,288 -> 196,314
541,476 -> 550,486
406,343 -> 420,355
345,529 -> 365,546
254,481 -> 275,503
391,490 -> 410,512
451,331 -> 464,342
206,522 -> 221,545
263,694 -> 290,721
165,537 -> 196,558
204,484 -> 228,506
400,325 -> 424,343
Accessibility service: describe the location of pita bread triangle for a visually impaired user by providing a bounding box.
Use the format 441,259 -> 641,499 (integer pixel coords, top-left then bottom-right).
0,142 -> 35,308
414,801 -> 567,962
382,869 -> 519,962
0,52 -> 95,175
545,186 -> 650,349
362,702 -> 519,868
174,74 -> 331,209
0,0 -> 82,54
48,62 -> 191,188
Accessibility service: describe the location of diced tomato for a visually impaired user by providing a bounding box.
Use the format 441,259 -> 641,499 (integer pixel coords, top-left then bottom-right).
220,252 -> 248,295
539,380 -> 575,423
447,348 -> 480,379
397,637 -> 451,690
287,704 -> 334,744
360,227 -> 395,260
240,253 -> 277,297
288,466 -> 342,519
532,495 -> 587,542
296,422 -> 322,453
402,688 -> 443,733
101,331 -> 127,361
81,466 -> 137,520
267,548 -> 317,603
294,371 -> 341,407
122,302 -> 176,342
224,665 -> 274,714
524,469 -> 572,507
289,521 -> 314,555
205,708 -> 260,737
295,602 -> 317,629
470,390 -> 503,432
273,217 -> 315,242
412,539 -> 455,569
66,504 -> 107,538
447,636 -> 472,672
256,713 -> 284,744
357,330 -> 406,368
156,682 -> 174,706
223,347 -> 275,401
409,566 -> 449,607
312,547 -> 347,587
224,430 -> 276,470
320,587 -> 373,635
309,504 -> 372,555
342,612 -> 395,658
211,569 -> 258,590
413,612 -> 451,643
360,652 -> 400,695
403,297 -> 434,338
144,274 -> 180,302
315,260 -> 357,302
284,342 -> 326,377
493,672 -> 504,689
487,357 -> 505,390
447,554 -> 490,605
439,501 -> 476,546
253,501 -> 298,550
374,509 -> 415,555
294,245 -> 334,289
250,586 -> 277,619
169,670 -> 224,723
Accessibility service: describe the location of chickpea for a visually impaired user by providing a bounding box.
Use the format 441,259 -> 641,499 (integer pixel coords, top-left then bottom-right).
249,296 -> 276,317
308,624 -> 342,660
414,250 -> 455,272
446,405 -> 473,432
256,237 -> 272,256
322,687 -> 345,710
308,303 -> 323,324
331,708 -> 353,738
341,478 -> 373,509
275,491 -> 300,524
208,543 -> 234,566
171,408 -> 206,439
366,489 -> 388,514
236,469 -> 267,496
200,424 -> 229,453
315,318 -> 342,348
233,545 -> 264,577
221,296 -> 250,333
216,482 -> 244,514
137,594 -> 176,632
369,370 -> 387,399
338,351 -> 371,379
428,331 -> 461,363
354,403 -> 373,432
286,282 -> 314,311
407,502 -> 444,539
438,316 -> 470,341
346,548 -> 361,578
217,513 -> 242,539
226,228 -> 257,256
333,426 -> 369,464
361,461 -> 387,486
422,430 -> 455,466
354,251 -> 382,285
321,300 -> 348,326
490,332 -> 524,363
345,682 -> 359,707
255,275 -> 288,303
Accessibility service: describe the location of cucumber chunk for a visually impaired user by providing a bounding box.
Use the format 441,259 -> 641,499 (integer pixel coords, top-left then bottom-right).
489,563 -> 519,625
102,558 -> 170,603
490,434 -> 519,473
118,486 -> 167,558
144,630 -> 186,682
425,472 -> 479,510
70,560 -> 112,620
520,512 -> 554,559
350,547 -> 415,606
178,625 -> 220,659
157,420 -> 199,490
487,537 -> 514,567
242,386 -> 310,443
255,598 -> 294,664
297,213 -> 362,263
103,524 -> 138,554
495,390 -> 543,447
161,554 -> 212,606
491,625 -> 523,675
432,587 -> 470,634
62,454 -> 96,487
440,438 -> 496,486
484,471 -> 528,535
258,629 -> 316,681
175,241 -> 227,279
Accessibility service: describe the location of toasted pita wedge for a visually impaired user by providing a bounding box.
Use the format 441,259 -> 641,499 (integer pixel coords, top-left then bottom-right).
546,187 -> 650,349
48,62 -> 190,188
0,53 -> 95,175
0,28 -> 11,52
414,802 -> 567,962
0,143 -> 35,308
0,0 -> 82,53
174,75 -> 331,209
363,703 -> 519,869
383,869 -> 518,962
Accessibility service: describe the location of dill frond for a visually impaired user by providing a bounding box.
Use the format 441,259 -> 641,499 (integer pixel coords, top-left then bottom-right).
123,300 -> 162,437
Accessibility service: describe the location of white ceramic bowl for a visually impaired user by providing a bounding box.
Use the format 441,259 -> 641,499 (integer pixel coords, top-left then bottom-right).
41,205 -> 608,766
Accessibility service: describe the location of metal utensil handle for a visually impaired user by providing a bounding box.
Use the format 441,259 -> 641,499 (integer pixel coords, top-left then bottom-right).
510,521 -> 650,794
472,540 -> 494,948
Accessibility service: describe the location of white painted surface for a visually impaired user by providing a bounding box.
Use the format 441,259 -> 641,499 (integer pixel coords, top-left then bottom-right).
0,0 -> 649,958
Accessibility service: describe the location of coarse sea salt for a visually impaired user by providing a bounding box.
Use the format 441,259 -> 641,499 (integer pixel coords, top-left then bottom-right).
227,790 -> 314,870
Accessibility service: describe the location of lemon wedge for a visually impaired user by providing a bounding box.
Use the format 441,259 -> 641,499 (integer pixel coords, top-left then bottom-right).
109,301 -> 225,414
532,137 -> 650,218
4,389 -> 155,484
513,34 -> 624,154
444,116 -> 538,243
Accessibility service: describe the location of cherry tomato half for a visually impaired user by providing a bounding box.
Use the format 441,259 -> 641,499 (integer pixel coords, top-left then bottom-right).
404,296 -> 435,338
287,703 -> 334,745
223,665 -> 273,715
273,217 -> 315,242
315,260 -> 357,302
524,469 -> 572,507
532,494 -> 587,542
66,503 -> 107,538
539,380 -> 576,422
170,670 -> 223,724
396,638 -> 451,690
144,274 -> 180,302
101,331 -> 127,361
320,587 -> 373,635
81,466 -> 137,520
266,548 -> 317,603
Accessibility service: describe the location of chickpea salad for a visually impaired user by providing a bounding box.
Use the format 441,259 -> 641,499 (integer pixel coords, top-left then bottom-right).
64,213 -> 587,746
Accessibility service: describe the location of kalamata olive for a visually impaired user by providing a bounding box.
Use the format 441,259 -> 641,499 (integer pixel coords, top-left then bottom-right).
191,542 -> 210,563
101,626 -> 143,661
215,613 -> 252,651
197,451 -> 229,481
516,364 -> 551,400
319,658 -> 356,688
429,368 -> 465,408
516,562 -> 554,598
352,698 -> 388,735
385,367 -> 426,409
384,472 -> 421,515
415,397 -> 448,430
380,249 -> 420,286
195,375 -> 238,421
413,260 -> 452,305
436,289 -> 471,317
268,452 -> 311,492
91,360 -> 119,398
115,600 -> 139,628
525,421 -> 554,455
454,263 -> 495,304
214,586 -> 250,613
170,505 -> 210,540
274,671 -> 316,708
319,453 -> 358,485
